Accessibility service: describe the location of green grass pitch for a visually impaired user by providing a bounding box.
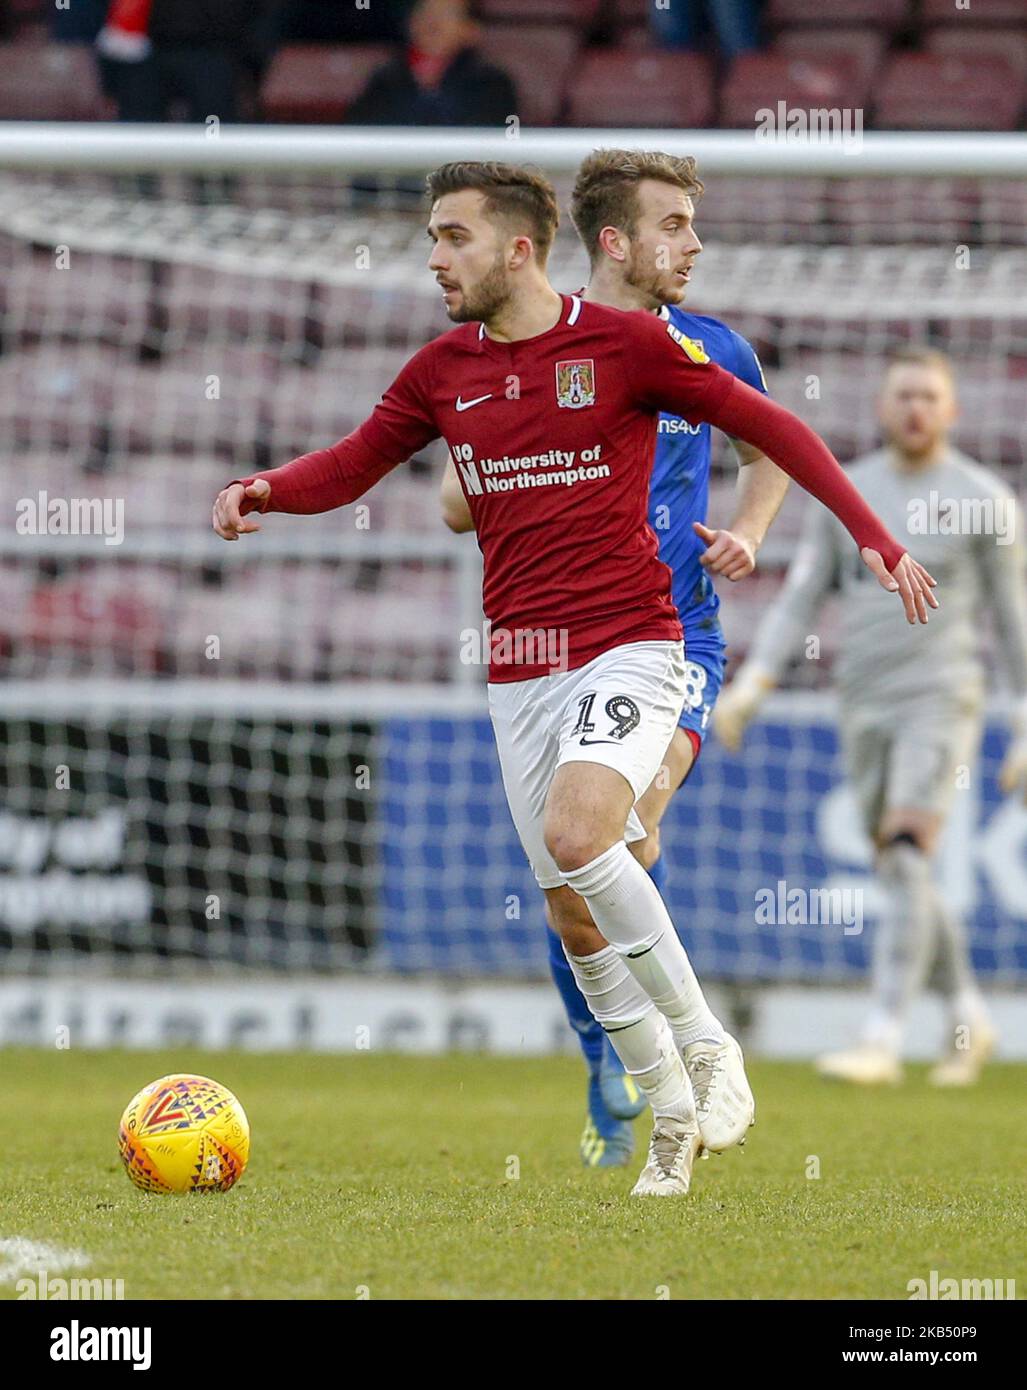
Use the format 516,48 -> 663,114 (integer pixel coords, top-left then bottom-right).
2,1048 -> 1023,1300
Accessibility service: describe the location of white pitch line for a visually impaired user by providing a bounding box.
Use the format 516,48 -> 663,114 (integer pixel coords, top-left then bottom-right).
0,1237 -> 90,1283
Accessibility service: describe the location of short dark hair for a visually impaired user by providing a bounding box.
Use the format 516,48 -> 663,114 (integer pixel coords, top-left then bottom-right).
426,161 -> 560,263
571,148 -> 704,265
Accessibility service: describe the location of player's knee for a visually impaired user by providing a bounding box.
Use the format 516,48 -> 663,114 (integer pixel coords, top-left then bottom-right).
630,827 -> 661,872
877,830 -> 931,884
878,826 -> 932,860
544,823 -> 607,874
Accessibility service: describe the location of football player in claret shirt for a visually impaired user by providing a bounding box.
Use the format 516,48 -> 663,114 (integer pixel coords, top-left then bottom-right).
439,149 -> 789,1170
213,161 -> 937,1197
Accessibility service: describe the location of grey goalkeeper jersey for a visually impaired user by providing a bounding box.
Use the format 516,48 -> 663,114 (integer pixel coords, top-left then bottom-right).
749,448 -> 1027,713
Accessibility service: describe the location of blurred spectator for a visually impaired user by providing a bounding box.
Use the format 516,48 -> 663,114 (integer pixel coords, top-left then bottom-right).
52,0 -> 109,42
97,0 -> 286,123
346,0 -> 517,127
651,0 -> 762,62
283,0 -> 414,43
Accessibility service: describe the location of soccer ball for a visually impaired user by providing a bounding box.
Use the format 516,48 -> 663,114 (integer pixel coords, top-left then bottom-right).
118,1073 -> 250,1194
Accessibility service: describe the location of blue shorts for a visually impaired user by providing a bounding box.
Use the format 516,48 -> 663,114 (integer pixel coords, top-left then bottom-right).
677,641 -> 724,745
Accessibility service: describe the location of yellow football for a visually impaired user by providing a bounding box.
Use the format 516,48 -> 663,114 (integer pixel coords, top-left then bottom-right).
118,1073 -> 250,1194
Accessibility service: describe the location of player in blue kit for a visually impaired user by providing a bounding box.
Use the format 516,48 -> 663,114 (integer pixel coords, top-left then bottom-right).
441,149 -> 792,1165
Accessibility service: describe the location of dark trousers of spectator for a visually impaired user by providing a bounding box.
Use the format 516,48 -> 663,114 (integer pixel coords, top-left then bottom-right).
652,0 -> 760,61
105,48 -> 240,123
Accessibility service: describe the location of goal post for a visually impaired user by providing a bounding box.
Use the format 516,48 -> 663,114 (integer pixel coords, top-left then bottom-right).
0,125 -> 1024,994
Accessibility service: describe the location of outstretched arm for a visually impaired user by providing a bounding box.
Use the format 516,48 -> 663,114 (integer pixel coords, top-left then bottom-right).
702,382 -> 937,623
623,314 -> 937,623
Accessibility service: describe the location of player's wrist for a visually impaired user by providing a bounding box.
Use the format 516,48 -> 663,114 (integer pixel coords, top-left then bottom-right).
725,520 -> 763,553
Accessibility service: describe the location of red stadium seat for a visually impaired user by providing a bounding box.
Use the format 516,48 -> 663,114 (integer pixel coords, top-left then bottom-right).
0,249 -> 155,352
920,0 -> 1027,25
260,44 -> 397,123
720,54 -> 870,130
566,49 -> 714,128
610,0 -> 652,24
773,28 -> 889,83
875,53 -> 1024,131
926,28 -> 1027,80
479,25 -> 582,126
0,41 -> 110,120
3,0 -> 48,37
766,0 -> 910,31
479,0 -> 600,23
693,176 -> 831,244
826,177 -> 979,245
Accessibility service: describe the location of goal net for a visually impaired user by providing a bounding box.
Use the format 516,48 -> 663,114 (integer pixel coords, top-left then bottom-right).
0,127 -> 1024,983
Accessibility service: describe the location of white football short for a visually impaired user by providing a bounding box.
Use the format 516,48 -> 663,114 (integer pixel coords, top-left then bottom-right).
487,639 -> 687,889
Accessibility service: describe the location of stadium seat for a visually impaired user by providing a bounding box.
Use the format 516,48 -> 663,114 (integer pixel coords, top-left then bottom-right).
979,177 -> 1027,246
566,49 -> 714,128
920,0 -> 1027,25
0,41 -> 110,120
319,281 -> 444,351
766,0 -> 910,30
875,54 -> 1024,131
768,354 -> 889,460
161,264 -> 317,355
773,28 -> 889,83
609,0 -> 651,31
926,27 -> 1027,80
124,346 -> 282,460
720,54 -> 870,130
19,569 -> 168,677
0,343 -> 279,459
479,0 -> 600,24
0,344 -> 120,454
260,44 -> 397,123
826,177 -> 979,245
479,25 -> 581,126
691,177 -> 831,246
2,0 -> 48,39
0,250 -> 154,351
267,347 -> 413,459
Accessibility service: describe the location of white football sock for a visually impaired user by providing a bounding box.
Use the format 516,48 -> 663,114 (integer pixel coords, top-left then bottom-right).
565,945 -> 695,1123
868,841 -> 935,1047
951,988 -> 990,1033
563,842 -> 724,1050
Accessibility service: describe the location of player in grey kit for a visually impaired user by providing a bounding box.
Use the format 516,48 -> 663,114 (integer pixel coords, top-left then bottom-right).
716,348 -> 1027,1085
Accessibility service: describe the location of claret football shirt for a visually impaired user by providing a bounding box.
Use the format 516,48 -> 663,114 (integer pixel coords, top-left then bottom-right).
235,294 -> 903,681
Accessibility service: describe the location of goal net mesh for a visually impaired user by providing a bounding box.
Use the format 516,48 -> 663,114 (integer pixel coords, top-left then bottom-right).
0,151 -> 1024,981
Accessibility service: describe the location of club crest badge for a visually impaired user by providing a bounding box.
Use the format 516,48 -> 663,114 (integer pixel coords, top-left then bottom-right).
555,358 -> 596,409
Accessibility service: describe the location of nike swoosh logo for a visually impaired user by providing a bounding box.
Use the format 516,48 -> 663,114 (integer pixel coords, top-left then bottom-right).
455,393 -> 493,412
